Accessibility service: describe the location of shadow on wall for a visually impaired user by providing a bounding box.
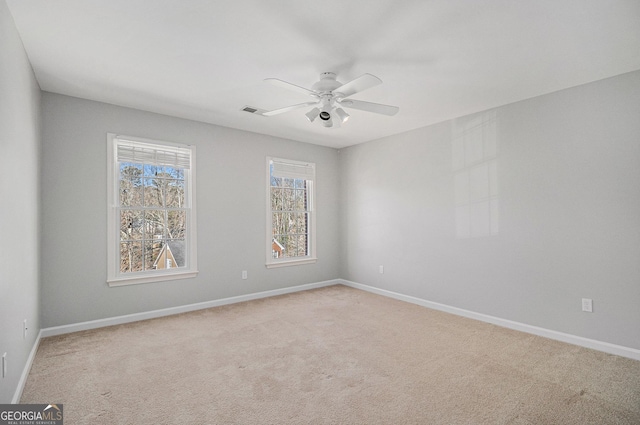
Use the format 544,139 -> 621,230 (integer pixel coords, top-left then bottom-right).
452,110 -> 499,238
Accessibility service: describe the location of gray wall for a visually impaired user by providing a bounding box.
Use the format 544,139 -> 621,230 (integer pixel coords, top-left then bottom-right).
339,70 -> 640,350
0,1 -> 41,403
40,93 -> 340,327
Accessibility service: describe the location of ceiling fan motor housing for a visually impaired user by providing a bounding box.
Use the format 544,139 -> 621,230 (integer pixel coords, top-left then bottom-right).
312,72 -> 342,93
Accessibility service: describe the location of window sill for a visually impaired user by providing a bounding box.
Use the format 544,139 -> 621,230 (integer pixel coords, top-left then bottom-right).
107,270 -> 199,287
265,258 -> 317,269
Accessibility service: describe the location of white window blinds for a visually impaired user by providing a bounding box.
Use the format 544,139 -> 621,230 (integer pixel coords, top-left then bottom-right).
271,158 -> 315,181
116,138 -> 192,169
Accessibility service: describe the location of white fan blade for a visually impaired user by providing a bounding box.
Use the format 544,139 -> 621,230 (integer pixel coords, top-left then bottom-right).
265,78 -> 317,97
339,99 -> 399,116
263,101 -> 319,116
334,73 -> 382,98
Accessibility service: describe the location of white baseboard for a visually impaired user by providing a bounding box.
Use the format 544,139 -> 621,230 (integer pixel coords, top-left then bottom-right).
339,279 -> 640,361
12,330 -> 42,404
41,279 -> 339,338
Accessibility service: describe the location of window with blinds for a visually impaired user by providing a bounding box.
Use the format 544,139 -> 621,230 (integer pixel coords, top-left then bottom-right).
266,157 -> 317,268
107,134 -> 198,286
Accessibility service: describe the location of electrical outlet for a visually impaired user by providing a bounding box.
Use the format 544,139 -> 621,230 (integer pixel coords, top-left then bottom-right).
242,270 -> 247,280
2,353 -> 6,378
23,319 -> 28,339
379,265 -> 384,274
582,298 -> 593,312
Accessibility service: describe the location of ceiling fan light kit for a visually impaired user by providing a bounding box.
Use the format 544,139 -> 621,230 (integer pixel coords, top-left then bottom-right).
262,72 -> 399,128
334,107 -> 350,124
305,107 -> 321,122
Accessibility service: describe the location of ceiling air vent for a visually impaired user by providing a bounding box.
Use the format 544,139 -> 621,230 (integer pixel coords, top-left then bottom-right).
241,105 -> 266,116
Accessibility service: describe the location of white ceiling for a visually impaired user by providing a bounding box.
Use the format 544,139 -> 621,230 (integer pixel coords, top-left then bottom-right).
6,0 -> 640,149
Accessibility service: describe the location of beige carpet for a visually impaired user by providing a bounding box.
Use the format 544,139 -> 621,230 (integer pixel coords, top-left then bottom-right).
21,285 -> 640,424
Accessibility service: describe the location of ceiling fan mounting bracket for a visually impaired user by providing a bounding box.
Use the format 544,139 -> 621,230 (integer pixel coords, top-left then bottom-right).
319,71 -> 336,80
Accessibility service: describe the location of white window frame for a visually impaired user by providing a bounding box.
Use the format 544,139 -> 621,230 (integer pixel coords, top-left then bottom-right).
107,133 -> 198,286
266,156 -> 317,268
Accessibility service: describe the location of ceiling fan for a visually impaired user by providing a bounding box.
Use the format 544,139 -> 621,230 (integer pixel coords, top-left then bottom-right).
262,72 -> 399,128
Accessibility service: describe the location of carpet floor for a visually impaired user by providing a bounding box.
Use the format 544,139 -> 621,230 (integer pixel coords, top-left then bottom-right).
21,285 -> 640,424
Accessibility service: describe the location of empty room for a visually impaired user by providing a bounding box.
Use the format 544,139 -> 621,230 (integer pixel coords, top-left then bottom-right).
1,0 -> 639,423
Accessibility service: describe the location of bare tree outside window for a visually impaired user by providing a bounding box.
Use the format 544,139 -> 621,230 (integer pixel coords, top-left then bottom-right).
119,162 -> 186,273
270,173 -> 309,258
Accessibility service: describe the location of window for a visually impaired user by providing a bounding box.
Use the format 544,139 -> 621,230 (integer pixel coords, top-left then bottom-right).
107,134 -> 197,286
266,157 -> 316,268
